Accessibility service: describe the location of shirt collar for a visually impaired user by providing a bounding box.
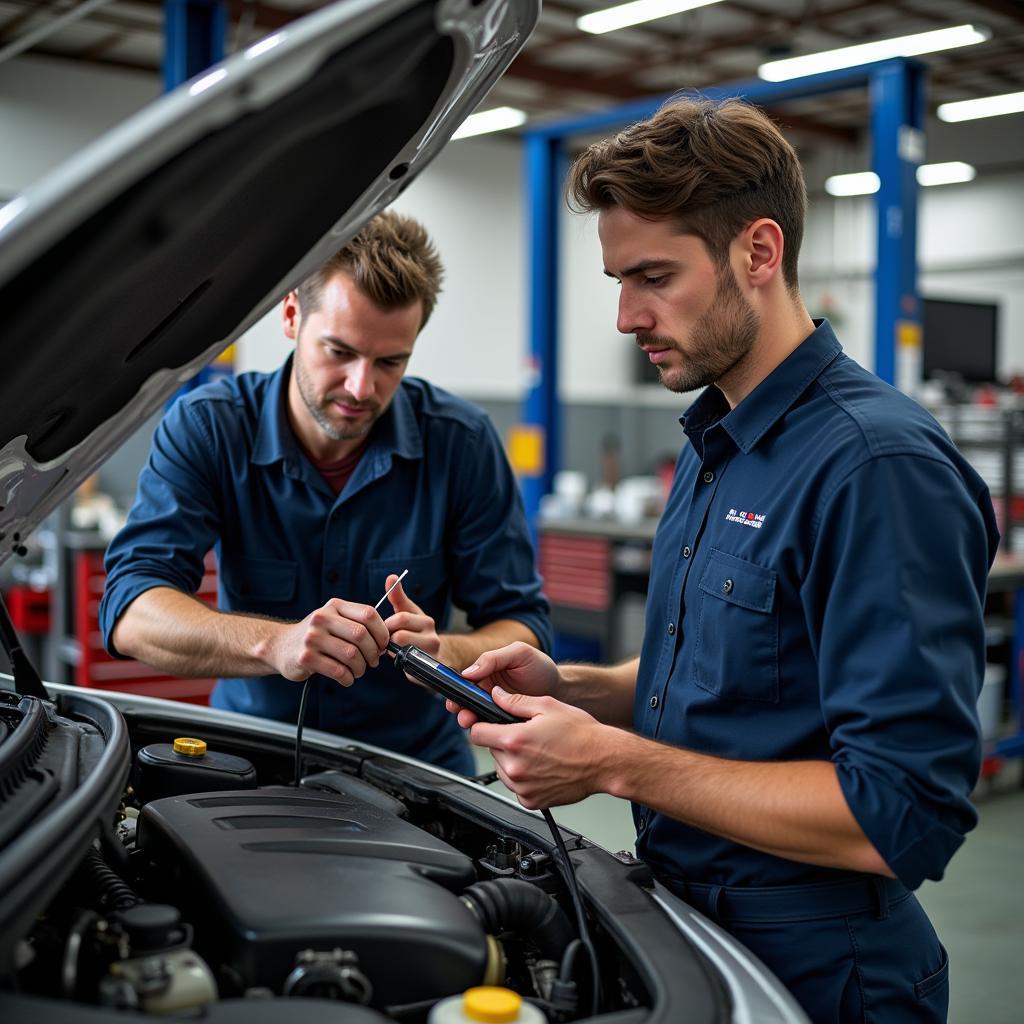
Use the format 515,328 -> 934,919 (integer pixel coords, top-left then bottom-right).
252,357 -> 423,466
681,319 -> 843,455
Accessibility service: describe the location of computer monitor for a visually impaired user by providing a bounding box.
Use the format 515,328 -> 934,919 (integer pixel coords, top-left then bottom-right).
922,297 -> 999,383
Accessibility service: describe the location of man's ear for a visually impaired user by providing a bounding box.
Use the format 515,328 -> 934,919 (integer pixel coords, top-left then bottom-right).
741,218 -> 784,287
282,290 -> 301,341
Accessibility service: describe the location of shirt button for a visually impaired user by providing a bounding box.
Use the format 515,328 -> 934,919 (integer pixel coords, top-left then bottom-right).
722,578 -> 733,594
682,545 -> 691,558
703,470 -> 715,484
667,623 -> 675,635
638,816 -> 647,831
649,695 -> 658,709
327,570 -> 339,584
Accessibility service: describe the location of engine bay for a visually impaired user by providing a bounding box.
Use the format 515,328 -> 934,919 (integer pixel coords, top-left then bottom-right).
0,686 -> 728,1024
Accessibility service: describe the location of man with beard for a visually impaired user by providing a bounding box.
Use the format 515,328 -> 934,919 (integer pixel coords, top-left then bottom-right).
100,211 -> 549,775
449,99 -> 997,1020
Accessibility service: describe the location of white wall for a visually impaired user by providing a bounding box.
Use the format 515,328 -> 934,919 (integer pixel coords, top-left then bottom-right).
0,55 -> 159,198
234,135 -> 527,399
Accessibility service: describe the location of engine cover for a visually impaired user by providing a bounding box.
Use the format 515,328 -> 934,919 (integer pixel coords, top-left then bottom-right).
137,786 -> 485,1004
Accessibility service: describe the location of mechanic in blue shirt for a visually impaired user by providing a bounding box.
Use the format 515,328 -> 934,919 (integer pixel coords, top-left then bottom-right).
101,211 -> 550,775
452,99 -> 998,1021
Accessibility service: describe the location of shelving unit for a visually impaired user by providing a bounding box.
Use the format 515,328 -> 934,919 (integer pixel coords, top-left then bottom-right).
932,403 -> 1024,554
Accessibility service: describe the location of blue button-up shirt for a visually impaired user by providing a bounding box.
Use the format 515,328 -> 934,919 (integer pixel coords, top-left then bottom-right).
634,321 -> 998,891
100,362 -> 550,769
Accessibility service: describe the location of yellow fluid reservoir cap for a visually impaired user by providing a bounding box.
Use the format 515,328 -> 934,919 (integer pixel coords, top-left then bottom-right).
463,987 -> 522,1023
173,737 -> 207,757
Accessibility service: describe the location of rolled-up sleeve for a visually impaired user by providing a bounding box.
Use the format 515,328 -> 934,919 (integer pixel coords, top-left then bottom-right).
99,398 -> 221,657
802,452 -> 997,889
447,417 -> 551,652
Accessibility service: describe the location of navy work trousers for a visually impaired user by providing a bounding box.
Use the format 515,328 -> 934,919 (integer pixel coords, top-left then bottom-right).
666,874 -> 949,1022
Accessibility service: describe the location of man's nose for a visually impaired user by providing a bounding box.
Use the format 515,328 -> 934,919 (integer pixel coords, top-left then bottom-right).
617,290 -> 655,336
345,360 -> 375,402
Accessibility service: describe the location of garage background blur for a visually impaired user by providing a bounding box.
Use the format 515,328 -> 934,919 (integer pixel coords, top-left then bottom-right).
1,3 -> 1022,1019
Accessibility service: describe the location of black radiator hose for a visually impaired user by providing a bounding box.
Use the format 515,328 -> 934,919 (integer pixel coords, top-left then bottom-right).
462,878 -> 575,961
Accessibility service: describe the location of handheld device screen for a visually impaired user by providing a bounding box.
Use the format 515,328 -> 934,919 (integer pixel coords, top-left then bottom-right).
431,659 -> 498,704
389,642 -> 519,724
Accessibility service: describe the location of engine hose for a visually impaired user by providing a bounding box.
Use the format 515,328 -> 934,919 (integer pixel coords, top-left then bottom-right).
462,878 -> 574,962
81,846 -> 139,912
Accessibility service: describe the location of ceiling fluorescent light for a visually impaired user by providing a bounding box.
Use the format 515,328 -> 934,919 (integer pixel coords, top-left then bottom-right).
826,163 -> 977,196
578,0 -> 724,36
451,106 -> 527,140
917,161 -> 976,186
938,90 -> 1024,122
759,24 -> 989,82
825,172 -> 880,197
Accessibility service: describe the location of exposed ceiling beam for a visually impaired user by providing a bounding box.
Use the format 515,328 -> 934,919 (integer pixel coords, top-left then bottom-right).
0,0 -> 117,65
0,1 -> 64,39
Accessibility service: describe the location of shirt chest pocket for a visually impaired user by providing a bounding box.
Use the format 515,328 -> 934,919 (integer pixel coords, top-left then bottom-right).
693,548 -> 779,703
366,551 -> 448,609
220,556 -> 298,607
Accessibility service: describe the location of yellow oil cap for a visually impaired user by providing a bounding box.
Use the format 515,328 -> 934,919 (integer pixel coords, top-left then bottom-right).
173,737 -> 207,757
462,987 -> 522,1023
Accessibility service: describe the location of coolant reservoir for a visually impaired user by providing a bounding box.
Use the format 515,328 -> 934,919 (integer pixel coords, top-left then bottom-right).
428,986 -> 547,1024
133,737 -> 257,803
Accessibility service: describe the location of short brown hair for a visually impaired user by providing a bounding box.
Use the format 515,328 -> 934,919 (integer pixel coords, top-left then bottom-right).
297,209 -> 444,329
567,97 -> 807,289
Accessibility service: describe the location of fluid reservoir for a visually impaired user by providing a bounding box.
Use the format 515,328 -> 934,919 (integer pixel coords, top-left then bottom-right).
133,737 -> 257,803
428,986 -> 547,1024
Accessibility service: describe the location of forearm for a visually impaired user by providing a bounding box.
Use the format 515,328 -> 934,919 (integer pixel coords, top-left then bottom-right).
557,657 -> 638,726
440,619 -> 540,671
111,587 -> 288,678
602,730 -> 892,876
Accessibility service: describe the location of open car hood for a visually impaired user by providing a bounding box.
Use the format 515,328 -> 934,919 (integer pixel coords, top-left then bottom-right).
0,0 -> 539,565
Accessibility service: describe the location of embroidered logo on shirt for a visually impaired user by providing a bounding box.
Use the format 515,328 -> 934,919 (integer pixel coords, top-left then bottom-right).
725,508 -> 766,529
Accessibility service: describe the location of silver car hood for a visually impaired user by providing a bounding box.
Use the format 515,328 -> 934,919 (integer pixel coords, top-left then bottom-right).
0,0 -> 539,566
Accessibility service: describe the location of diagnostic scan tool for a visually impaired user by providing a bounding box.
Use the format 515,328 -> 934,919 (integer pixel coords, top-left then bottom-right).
388,642 -> 520,725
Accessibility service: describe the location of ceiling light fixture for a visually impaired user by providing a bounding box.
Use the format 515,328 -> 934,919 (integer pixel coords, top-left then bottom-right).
916,161 -> 976,186
451,106 -> 527,140
825,172 -> 880,197
759,24 -> 990,82
825,162 -> 978,196
938,89 -> 1024,122
577,0 -> 725,37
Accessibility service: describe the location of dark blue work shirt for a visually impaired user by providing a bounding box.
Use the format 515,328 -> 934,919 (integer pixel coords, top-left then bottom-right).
634,321 -> 998,891
100,363 -> 550,769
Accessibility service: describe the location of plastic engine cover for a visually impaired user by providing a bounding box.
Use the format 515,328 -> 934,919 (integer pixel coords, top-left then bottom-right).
137,786 -> 486,1004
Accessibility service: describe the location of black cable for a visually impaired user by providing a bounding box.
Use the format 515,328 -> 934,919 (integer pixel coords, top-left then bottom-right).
293,678 -> 313,787
541,808 -> 601,1016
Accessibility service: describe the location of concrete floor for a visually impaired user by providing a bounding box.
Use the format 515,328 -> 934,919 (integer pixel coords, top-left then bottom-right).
473,749 -> 1024,1022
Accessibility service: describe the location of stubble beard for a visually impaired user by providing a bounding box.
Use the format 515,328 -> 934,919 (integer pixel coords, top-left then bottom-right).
294,345 -> 379,443
643,268 -> 761,395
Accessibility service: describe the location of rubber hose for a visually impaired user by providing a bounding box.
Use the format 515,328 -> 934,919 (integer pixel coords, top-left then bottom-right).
463,878 -> 575,961
82,847 -> 139,912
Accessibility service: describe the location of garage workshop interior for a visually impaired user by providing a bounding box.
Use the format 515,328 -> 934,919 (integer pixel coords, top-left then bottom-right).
0,2 -> 1022,1023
